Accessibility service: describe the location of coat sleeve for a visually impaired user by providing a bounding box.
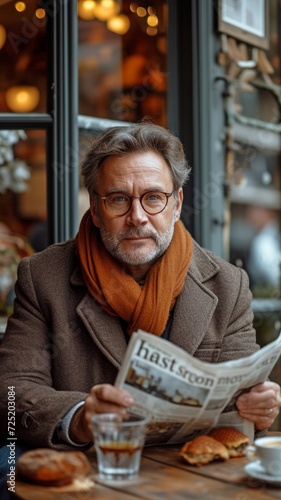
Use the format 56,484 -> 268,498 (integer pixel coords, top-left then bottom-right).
0,257 -> 90,450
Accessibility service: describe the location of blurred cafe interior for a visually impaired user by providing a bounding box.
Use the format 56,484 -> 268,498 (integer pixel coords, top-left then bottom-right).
0,0 -> 280,423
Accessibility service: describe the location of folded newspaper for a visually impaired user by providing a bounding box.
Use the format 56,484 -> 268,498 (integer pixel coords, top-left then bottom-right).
115,330 -> 281,445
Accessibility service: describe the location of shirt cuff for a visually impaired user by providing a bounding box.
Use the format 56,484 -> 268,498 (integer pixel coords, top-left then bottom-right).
59,401 -> 91,447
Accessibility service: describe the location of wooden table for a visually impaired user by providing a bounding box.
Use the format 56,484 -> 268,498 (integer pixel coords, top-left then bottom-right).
12,442 -> 281,500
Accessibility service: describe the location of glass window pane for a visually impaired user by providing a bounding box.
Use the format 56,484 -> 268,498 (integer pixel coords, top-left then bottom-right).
0,129 -> 47,245
230,149 -> 281,298
234,87 -> 280,123
0,0 -> 46,113
0,128 -> 47,316
78,0 -> 168,125
229,0 -> 281,305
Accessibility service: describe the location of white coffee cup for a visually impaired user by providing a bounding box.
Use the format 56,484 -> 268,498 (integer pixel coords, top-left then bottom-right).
246,436 -> 281,477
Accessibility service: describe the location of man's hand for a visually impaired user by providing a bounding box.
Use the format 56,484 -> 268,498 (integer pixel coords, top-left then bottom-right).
69,384 -> 134,444
236,381 -> 281,430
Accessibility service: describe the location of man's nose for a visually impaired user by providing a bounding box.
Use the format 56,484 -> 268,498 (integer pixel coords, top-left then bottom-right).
125,198 -> 148,225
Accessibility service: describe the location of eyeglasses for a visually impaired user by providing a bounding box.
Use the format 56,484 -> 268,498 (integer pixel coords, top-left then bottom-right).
94,191 -> 174,217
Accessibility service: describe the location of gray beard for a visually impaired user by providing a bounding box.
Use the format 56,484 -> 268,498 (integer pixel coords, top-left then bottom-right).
98,221 -> 176,266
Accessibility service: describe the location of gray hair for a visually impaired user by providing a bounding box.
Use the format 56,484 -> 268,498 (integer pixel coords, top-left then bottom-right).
81,122 -> 191,197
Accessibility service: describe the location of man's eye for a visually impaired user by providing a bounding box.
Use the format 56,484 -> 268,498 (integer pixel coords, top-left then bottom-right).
110,195 -> 128,204
145,193 -> 163,202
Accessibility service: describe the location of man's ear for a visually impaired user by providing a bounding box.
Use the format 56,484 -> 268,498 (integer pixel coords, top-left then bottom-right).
90,197 -> 101,228
174,188 -> 183,222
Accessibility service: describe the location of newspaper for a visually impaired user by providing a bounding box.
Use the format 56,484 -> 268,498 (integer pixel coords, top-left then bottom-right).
115,330 -> 281,445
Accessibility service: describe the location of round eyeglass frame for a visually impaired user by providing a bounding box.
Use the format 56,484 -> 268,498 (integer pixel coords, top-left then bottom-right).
94,191 -> 174,217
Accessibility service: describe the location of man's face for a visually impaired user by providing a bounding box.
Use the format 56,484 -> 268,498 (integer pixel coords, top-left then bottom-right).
90,151 -> 183,268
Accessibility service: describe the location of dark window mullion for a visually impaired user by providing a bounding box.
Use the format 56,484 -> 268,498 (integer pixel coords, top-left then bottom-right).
0,114 -> 52,129
46,0 -> 78,244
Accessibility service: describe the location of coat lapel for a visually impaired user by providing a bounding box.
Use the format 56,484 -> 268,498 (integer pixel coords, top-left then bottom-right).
77,294 -> 128,369
169,241 -> 220,354
70,264 -> 128,369
170,274 -> 218,354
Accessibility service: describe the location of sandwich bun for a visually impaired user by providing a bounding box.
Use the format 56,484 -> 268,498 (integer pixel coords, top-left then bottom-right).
180,435 -> 229,466
16,448 -> 92,486
208,427 -> 249,457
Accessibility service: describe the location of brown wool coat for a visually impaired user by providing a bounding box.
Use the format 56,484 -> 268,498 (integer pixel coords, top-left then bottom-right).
0,238 -> 259,449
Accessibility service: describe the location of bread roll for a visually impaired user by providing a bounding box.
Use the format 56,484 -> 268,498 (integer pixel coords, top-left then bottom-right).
180,435 -> 229,466
208,427 -> 249,457
16,448 -> 91,486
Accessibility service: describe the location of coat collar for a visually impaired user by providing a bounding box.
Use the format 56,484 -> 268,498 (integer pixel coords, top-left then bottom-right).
188,239 -> 220,282
72,240 -> 220,367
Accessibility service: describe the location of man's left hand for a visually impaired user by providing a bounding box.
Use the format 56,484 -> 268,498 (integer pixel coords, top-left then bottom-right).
236,381 -> 281,430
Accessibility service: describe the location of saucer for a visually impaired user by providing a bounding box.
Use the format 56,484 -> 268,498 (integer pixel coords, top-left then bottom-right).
244,461 -> 281,487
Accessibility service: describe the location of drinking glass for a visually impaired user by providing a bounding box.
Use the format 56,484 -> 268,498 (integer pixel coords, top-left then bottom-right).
92,413 -> 148,482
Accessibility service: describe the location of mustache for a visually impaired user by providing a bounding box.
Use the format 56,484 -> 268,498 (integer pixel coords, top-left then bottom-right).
117,228 -> 158,240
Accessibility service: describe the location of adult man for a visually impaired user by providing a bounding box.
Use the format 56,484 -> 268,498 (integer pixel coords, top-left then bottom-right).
0,123 -> 280,456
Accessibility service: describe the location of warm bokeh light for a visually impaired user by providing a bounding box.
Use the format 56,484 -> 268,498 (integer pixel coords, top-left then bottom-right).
5,86 -> 40,113
15,2 -> 26,12
94,0 -> 120,21
107,14 -> 130,34
35,8 -> 46,19
0,25 -> 6,50
147,6 -> 156,15
130,3 -> 138,13
147,26 -> 157,36
136,6 -> 146,17
77,0 -> 97,20
147,14 -> 158,27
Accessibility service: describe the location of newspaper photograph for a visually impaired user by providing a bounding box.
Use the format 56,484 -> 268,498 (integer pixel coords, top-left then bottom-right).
115,330 -> 281,445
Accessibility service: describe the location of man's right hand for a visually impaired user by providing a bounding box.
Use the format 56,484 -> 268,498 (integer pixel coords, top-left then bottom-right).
69,384 -> 134,444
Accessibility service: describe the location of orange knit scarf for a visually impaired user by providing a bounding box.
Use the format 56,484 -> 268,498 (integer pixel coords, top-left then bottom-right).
76,210 -> 193,336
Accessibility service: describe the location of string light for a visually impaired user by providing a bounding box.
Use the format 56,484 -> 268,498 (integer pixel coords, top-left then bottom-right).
94,0 -> 120,21
5,86 -> 40,113
147,14 -> 158,27
77,1 -> 161,38
77,0 -> 97,20
35,8 -> 46,20
0,25 -> 6,50
107,14 -> 130,34
136,6 -> 146,17
15,2 -> 26,12
147,27 -> 157,36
